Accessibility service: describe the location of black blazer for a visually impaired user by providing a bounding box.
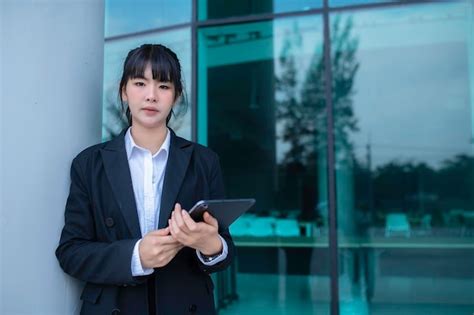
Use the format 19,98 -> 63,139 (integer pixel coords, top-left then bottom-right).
56,128 -> 235,315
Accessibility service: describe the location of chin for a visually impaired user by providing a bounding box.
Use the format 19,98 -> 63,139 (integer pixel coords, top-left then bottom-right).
133,118 -> 166,130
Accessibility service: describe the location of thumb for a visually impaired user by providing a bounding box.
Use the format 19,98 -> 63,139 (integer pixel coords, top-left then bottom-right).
152,227 -> 170,236
203,212 -> 218,228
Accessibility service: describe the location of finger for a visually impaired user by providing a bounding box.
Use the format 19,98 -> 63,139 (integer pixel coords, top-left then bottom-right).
173,207 -> 191,234
203,212 -> 218,228
168,218 -> 180,237
181,210 -> 199,232
168,243 -> 184,253
157,235 -> 180,245
169,218 -> 190,243
160,242 -> 183,253
148,227 -> 170,236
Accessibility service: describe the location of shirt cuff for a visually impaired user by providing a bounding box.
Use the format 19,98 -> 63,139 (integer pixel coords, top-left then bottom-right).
131,239 -> 154,276
196,235 -> 228,266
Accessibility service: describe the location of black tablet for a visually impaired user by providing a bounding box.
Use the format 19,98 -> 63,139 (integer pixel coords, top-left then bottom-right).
188,199 -> 256,228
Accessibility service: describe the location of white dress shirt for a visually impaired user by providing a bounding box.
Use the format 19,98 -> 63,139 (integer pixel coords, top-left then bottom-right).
125,127 -> 228,276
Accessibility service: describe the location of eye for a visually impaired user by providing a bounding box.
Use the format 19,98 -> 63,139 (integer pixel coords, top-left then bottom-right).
160,85 -> 170,90
134,81 -> 145,87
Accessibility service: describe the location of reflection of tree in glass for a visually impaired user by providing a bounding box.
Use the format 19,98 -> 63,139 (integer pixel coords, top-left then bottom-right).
276,16 -> 359,168
330,16 -> 360,164
438,154 -> 474,208
364,154 -> 474,228
274,17 -> 359,220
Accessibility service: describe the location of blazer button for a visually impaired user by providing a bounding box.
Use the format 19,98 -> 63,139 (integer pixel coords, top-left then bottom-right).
105,217 -> 115,228
111,308 -> 121,314
188,304 -> 197,313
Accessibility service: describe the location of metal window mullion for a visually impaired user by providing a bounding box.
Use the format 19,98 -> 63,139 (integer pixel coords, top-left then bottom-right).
191,0 -> 198,142
323,1 -> 339,315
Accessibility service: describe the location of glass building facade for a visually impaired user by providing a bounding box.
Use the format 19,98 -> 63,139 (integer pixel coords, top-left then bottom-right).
103,1 -> 474,314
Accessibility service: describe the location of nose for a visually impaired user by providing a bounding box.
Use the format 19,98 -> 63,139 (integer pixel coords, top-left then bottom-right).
145,85 -> 158,103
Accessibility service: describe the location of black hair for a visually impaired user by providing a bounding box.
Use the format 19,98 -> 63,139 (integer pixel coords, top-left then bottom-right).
119,44 -> 186,126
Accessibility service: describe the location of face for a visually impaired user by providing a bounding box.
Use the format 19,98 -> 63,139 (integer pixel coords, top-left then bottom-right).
121,63 -> 177,129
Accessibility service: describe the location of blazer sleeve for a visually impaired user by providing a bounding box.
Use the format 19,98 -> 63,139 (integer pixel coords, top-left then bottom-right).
55,157 -> 146,286
197,152 -> 235,274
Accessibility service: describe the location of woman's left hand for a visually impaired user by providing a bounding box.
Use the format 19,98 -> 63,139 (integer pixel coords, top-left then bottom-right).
168,203 -> 223,256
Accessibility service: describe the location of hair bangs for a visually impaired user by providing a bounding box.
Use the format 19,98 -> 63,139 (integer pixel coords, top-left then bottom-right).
123,49 -> 149,80
150,47 -> 181,85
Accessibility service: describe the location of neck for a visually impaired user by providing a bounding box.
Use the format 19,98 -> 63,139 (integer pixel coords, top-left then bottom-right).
130,124 -> 168,155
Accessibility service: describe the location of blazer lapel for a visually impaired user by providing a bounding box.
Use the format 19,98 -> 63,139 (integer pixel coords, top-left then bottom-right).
100,129 -> 141,238
158,130 -> 194,229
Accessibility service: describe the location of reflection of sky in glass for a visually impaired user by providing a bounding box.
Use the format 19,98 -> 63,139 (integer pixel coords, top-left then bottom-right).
103,28 -> 192,139
198,0 -> 322,20
105,0 -> 191,37
273,0 -> 323,13
333,2 -> 473,169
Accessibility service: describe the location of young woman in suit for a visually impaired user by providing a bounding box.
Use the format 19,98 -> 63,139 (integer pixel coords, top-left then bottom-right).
56,44 -> 235,315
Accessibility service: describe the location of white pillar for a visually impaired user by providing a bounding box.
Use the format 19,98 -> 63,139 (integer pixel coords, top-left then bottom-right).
0,0 -> 104,314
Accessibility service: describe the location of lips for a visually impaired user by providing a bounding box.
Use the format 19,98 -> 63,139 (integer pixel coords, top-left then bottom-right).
142,107 -> 159,112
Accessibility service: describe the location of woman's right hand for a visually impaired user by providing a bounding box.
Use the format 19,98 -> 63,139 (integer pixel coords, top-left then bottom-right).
139,227 -> 184,269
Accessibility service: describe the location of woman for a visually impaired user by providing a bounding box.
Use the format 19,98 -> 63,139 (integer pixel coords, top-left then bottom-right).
56,44 -> 235,315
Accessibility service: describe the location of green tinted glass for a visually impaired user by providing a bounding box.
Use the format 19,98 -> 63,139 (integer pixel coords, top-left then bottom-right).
105,0 -> 191,37
198,16 -> 330,314
198,0 -> 322,21
330,0 -> 396,7
331,2 -> 474,314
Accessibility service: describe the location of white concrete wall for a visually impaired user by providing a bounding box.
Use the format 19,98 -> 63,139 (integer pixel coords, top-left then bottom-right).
0,0 -> 104,313
0,0 -> 4,312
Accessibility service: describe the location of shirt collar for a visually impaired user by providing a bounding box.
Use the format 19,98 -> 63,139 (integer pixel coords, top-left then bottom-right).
124,127 -> 171,160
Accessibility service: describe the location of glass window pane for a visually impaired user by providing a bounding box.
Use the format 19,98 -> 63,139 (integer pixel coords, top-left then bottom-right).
102,28 -> 192,140
198,0 -> 322,21
199,16 -> 330,314
105,0 -> 191,38
331,2 -> 474,314
330,0 -> 396,7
